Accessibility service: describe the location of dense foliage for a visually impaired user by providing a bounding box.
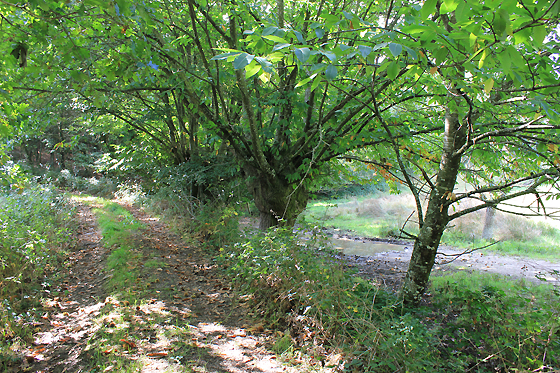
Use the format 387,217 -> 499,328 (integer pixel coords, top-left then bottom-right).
222,227 -> 560,371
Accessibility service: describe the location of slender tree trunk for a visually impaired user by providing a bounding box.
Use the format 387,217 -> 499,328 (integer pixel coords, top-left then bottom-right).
481,206 -> 496,240
401,109 -> 467,305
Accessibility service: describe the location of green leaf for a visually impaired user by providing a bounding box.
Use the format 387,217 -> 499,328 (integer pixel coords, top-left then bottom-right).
293,30 -> 304,43
469,33 -> 477,48
245,61 -> 261,79
358,45 -> 372,58
262,26 -> 278,36
295,47 -> 311,63
497,49 -> 511,73
295,73 -> 318,88
262,35 -> 289,43
455,0 -> 470,23
321,51 -> 337,62
404,46 -> 418,60
211,52 -> 241,61
493,9 -> 508,37
440,0 -> 459,14
311,74 -> 323,91
483,78 -> 494,94
533,25 -> 546,47
401,25 -> 430,35
387,61 -> 399,80
507,46 -> 526,69
478,49 -> 488,68
342,10 -> 355,19
233,53 -> 254,70
434,47 -> 448,64
255,57 -> 273,73
421,0 -> 438,20
325,64 -> 338,81
514,28 -> 531,45
388,43 -> 402,57
272,43 -> 291,51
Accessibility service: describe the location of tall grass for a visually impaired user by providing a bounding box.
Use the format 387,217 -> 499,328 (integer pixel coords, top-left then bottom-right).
221,227 -> 560,372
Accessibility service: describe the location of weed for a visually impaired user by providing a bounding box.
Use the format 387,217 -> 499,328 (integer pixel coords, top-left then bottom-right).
430,271 -> 560,371
140,187 -> 239,251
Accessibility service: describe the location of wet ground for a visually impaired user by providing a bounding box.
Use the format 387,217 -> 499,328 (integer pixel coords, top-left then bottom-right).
330,231 -> 560,289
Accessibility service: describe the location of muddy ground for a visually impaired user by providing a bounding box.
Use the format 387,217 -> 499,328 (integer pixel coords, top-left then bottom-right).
332,232 -> 560,291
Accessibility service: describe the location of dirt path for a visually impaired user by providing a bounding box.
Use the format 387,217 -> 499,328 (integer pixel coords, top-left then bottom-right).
20,200 -> 306,373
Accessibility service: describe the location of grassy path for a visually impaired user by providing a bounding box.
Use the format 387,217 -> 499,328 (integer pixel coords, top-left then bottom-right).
21,196 -> 307,373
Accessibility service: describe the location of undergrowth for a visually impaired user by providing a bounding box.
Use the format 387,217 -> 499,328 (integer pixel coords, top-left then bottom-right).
0,183 -> 75,370
221,227 -> 560,372
140,186 -> 239,250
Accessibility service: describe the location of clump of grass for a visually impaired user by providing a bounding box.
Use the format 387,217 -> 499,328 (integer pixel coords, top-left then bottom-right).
429,271 -> 560,371
0,183 -> 76,369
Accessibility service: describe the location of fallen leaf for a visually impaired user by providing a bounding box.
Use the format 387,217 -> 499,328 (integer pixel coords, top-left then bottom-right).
247,324 -> 264,333
120,339 -> 137,349
147,352 -> 168,357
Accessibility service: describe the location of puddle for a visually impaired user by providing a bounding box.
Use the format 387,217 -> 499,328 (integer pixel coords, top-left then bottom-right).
331,237 -> 408,256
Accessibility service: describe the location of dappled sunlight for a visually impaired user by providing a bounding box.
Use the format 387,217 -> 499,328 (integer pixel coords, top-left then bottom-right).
15,196 -> 316,373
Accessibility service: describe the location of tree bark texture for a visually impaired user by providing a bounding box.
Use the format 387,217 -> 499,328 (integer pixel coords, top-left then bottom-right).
401,109 -> 467,305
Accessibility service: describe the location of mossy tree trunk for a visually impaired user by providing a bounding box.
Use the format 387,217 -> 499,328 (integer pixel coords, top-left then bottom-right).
246,166 -> 308,230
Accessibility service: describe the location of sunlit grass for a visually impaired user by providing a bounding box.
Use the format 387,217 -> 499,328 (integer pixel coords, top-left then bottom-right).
302,193 -> 419,239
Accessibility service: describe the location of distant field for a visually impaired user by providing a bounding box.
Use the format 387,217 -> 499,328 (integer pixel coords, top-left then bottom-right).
301,190 -> 560,260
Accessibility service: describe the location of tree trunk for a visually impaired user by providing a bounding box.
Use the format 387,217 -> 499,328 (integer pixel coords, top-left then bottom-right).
401,109 -> 467,306
249,173 -> 308,230
481,206 -> 496,240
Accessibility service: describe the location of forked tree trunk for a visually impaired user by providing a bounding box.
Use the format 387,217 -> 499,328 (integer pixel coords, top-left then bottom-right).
401,109 -> 467,306
249,173 -> 308,230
